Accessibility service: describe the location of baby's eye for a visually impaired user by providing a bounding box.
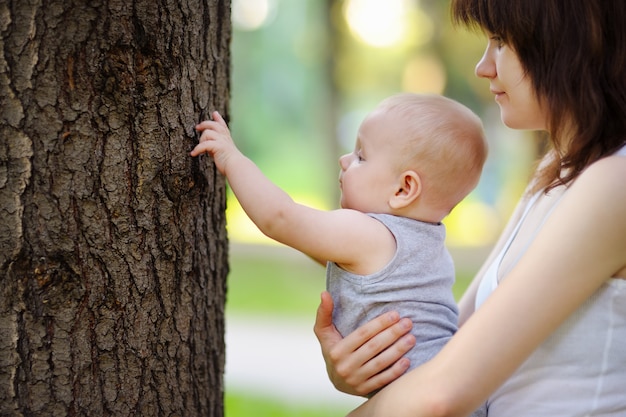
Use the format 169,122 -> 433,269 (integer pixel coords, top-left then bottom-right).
356,151 -> 365,161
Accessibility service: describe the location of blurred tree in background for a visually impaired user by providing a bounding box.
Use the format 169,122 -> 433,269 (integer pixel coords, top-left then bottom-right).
228,0 -> 537,248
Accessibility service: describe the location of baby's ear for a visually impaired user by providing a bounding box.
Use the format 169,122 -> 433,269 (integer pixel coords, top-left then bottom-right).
389,170 -> 422,209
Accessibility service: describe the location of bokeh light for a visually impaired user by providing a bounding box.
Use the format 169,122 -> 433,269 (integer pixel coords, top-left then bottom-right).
232,0 -> 277,31
343,0 -> 411,47
227,193 -> 331,244
444,198 -> 502,246
402,55 -> 447,94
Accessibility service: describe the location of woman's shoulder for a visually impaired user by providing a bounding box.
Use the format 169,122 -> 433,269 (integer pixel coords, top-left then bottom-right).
571,151 -> 626,210
566,143 -> 626,183
581,149 -> 626,183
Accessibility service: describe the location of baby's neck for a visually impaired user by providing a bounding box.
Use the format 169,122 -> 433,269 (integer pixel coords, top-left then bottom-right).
392,204 -> 446,225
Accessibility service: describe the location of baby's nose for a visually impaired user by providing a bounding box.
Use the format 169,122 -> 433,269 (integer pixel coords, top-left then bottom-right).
339,153 -> 351,170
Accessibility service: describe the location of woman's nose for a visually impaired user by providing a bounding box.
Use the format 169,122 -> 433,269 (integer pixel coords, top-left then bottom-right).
475,47 -> 495,79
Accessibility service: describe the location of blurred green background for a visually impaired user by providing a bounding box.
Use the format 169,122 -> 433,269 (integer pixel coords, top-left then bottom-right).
224,0 -> 539,415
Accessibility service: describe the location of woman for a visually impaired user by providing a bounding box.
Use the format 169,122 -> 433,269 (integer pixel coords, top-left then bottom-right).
313,0 -> 626,415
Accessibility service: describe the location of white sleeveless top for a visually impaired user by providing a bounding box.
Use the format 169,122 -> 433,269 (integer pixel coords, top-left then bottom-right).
475,145 -> 626,416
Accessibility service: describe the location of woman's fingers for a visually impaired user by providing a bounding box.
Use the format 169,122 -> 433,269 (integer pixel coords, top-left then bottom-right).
338,314 -> 413,369
335,318 -> 415,396
314,291 -> 415,396
354,333 -> 414,395
313,291 -> 336,336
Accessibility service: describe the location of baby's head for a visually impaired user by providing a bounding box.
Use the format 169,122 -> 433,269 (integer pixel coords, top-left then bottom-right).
349,93 -> 487,222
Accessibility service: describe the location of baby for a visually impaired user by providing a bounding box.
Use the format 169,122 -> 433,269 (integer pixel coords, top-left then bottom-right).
191,93 -> 487,410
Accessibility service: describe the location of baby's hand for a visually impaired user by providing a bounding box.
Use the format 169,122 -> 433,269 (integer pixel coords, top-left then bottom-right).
191,111 -> 239,174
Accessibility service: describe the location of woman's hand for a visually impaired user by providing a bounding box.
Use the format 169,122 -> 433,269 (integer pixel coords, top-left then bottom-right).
313,291 -> 416,396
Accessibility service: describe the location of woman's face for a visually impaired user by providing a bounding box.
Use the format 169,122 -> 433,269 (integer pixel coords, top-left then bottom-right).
475,34 -> 548,131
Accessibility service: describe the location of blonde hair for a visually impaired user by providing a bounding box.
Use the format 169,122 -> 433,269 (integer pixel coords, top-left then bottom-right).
377,93 -> 488,213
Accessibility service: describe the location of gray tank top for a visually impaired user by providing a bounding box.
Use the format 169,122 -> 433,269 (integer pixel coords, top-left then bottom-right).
327,213 -> 458,370
327,214 -> 486,415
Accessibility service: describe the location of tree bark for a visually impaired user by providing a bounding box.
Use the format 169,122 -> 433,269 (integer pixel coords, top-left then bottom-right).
0,0 -> 230,415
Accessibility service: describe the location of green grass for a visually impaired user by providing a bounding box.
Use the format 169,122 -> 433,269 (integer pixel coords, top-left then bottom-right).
226,244 -> 327,317
226,391 -> 353,417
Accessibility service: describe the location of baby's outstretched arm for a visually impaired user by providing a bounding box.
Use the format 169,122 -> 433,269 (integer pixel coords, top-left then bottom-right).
189,112 -> 395,274
192,112 -> 297,242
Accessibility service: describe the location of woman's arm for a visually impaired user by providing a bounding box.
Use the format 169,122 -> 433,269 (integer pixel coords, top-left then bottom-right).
347,156 -> 626,416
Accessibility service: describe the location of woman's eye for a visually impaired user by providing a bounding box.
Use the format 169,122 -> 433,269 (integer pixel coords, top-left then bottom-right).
490,35 -> 504,48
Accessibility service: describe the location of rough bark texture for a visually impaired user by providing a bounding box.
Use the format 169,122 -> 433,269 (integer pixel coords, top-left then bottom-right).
0,0 -> 230,415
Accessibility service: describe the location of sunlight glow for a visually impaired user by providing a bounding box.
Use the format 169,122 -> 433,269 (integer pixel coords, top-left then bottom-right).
444,199 -> 501,246
344,0 -> 412,47
227,193 -> 331,245
232,0 -> 276,31
402,55 -> 447,94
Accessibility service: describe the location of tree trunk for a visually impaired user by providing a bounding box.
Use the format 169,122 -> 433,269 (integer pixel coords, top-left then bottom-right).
0,0 -> 230,415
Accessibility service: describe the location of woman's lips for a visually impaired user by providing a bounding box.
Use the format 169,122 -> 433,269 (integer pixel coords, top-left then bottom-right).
491,88 -> 505,102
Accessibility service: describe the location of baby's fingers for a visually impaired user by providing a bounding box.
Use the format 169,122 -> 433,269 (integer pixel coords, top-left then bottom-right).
196,111 -> 229,133
211,111 -> 228,128
190,140 -> 214,157
195,120 -> 220,132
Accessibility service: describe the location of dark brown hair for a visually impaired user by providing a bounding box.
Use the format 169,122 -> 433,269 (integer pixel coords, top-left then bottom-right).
451,0 -> 626,192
